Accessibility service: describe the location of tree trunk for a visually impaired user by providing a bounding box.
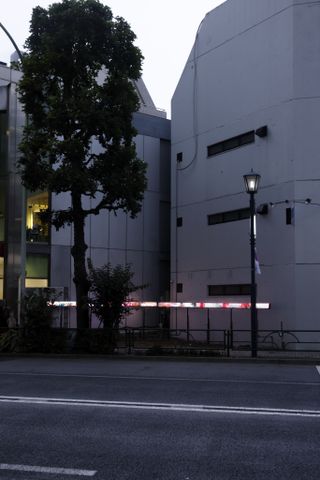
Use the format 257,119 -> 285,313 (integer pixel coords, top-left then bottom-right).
71,191 -> 90,329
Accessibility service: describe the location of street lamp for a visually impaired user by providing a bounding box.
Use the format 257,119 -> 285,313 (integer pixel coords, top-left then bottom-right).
0,23 -> 23,61
243,170 -> 261,357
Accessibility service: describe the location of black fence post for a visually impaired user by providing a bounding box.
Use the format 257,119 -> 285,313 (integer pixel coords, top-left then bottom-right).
142,309 -> 146,339
280,321 -> 285,350
207,309 -> 210,345
230,309 -> 234,349
224,330 -> 230,357
125,327 -> 128,352
59,306 -> 63,329
126,328 -> 132,354
187,309 -> 190,343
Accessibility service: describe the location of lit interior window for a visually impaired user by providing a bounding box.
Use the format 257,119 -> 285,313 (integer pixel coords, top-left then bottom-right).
26,191 -> 49,243
25,255 -> 49,289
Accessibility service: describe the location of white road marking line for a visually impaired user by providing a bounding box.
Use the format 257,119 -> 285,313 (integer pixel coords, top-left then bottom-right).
316,366 -> 320,376
0,463 -> 96,476
0,395 -> 319,418
0,371 -> 319,386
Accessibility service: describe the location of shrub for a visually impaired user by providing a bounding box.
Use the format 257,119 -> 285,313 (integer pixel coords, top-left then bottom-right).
88,260 -> 145,349
20,289 -> 58,352
0,328 -> 20,352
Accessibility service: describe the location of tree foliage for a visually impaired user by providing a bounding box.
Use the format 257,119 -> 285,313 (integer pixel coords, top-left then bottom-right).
88,259 -> 144,331
17,0 -> 147,328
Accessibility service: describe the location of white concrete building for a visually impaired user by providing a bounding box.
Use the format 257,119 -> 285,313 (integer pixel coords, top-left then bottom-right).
171,0 -> 320,335
0,64 -> 25,312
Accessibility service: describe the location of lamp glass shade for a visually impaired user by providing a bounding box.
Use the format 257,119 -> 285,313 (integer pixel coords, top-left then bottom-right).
243,172 -> 261,194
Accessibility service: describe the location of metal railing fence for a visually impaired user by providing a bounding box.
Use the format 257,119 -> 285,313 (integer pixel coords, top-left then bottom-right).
1,326 -> 320,355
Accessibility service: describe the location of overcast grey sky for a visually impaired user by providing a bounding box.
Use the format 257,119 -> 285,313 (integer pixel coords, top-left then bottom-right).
0,0 -> 225,117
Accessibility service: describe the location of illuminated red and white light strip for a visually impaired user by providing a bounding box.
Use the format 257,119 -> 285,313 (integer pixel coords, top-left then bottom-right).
195,302 -> 270,310
53,301 -> 270,310
158,302 -> 270,310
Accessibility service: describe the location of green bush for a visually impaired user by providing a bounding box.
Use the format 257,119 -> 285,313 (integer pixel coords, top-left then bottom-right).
88,260 -> 144,327
0,328 -> 20,352
20,290 -> 58,352
73,329 -> 117,354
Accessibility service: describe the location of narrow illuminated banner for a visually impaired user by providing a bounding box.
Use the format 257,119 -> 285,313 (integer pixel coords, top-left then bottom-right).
140,302 -> 158,307
125,301 -> 140,308
53,301 -> 77,307
53,301 -> 270,310
256,303 -> 270,310
158,302 -> 181,308
158,302 -> 270,310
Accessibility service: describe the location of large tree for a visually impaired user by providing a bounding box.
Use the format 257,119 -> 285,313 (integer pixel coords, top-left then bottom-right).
18,0 -> 147,329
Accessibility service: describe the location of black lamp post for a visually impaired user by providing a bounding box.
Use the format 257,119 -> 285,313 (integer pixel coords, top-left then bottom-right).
0,23 -> 23,61
243,170 -> 261,358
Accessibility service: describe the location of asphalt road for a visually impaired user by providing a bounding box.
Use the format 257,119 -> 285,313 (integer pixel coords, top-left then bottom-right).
0,356 -> 319,480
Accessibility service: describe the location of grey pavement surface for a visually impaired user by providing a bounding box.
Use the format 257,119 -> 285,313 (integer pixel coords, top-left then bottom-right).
0,356 -> 319,480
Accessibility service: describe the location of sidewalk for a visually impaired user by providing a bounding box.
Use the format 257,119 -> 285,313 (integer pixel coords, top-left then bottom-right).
1,347 -> 320,364
228,349 -> 320,363
122,344 -> 320,363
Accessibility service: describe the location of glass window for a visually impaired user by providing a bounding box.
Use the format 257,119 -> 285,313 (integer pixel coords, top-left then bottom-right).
25,278 -> 48,288
208,208 -> 250,225
176,152 -> 183,162
224,137 -> 239,150
26,191 -> 49,243
207,143 -> 223,156
208,284 -> 251,296
207,131 -> 255,157
176,283 -> 183,293
224,210 -> 239,222
25,254 -> 49,289
240,131 -> 255,145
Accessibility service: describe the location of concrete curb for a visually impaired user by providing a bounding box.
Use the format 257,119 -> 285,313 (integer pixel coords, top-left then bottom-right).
0,352 -> 319,365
